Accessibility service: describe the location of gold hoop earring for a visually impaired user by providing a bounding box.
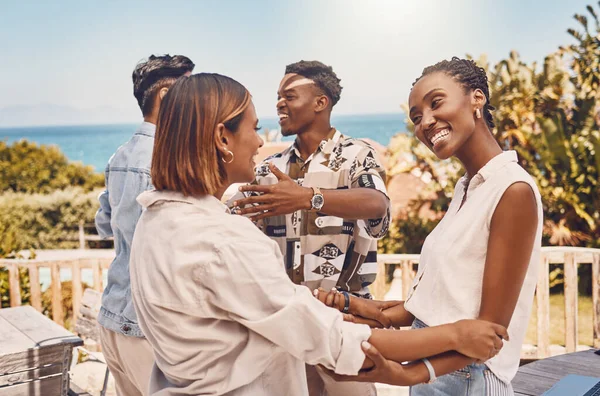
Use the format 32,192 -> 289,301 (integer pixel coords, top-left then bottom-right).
221,149 -> 234,164
475,108 -> 482,119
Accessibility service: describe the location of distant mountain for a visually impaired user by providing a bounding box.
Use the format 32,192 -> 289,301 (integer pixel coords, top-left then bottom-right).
0,104 -> 139,127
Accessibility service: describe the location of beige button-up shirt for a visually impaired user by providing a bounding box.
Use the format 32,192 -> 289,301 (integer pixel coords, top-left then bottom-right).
130,190 -> 371,396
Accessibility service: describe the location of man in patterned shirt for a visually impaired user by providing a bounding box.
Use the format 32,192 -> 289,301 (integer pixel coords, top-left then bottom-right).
231,60 -> 390,396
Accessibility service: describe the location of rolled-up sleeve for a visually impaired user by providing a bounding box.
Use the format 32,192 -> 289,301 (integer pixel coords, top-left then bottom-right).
205,237 -> 371,375
350,145 -> 390,239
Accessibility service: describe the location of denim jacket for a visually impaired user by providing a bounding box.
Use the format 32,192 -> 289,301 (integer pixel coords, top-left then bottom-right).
95,122 -> 155,337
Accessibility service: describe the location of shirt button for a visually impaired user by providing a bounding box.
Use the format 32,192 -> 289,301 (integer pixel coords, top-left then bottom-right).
121,324 -> 131,333
316,218 -> 323,227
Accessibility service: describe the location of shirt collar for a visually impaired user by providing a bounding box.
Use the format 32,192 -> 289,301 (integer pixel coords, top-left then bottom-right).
464,150 -> 518,182
137,190 -> 229,213
135,122 -> 156,137
290,128 -> 342,161
478,150 -> 518,181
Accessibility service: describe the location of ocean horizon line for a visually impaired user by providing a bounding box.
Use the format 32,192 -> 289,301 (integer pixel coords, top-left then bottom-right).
0,114 -> 408,170
0,111 -> 406,131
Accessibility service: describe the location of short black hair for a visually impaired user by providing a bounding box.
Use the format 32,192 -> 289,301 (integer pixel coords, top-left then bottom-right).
132,54 -> 195,116
285,60 -> 342,107
413,57 -> 495,129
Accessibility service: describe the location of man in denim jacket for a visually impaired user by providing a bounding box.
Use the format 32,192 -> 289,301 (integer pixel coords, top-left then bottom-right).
95,54 -> 194,396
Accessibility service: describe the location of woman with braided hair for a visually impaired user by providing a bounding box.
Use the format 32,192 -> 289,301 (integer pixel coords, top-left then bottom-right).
315,57 -> 542,395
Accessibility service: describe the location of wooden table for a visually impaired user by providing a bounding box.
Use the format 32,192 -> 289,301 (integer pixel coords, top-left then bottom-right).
0,306 -> 83,396
512,349 -> 600,395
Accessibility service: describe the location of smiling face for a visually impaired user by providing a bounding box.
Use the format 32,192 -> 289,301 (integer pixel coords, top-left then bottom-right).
408,72 -> 483,160
276,73 -> 326,136
222,101 -> 264,183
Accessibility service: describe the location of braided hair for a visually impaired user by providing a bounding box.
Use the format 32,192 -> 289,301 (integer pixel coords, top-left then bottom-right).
413,57 -> 495,129
285,60 -> 343,107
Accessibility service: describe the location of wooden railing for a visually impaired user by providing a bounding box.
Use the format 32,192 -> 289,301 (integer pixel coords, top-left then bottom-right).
78,221 -> 113,249
1,247 -> 598,360
0,258 -> 112,327
370,247 -> 600,359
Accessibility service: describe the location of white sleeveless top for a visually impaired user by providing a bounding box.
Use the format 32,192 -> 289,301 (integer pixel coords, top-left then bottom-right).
404,151 -> 543,384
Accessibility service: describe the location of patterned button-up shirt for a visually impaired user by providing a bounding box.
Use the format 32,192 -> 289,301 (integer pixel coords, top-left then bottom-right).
231,130 -> 390,297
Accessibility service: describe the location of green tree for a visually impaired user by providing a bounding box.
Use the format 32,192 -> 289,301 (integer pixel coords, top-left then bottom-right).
484,7 -> 600,246
382,3 -> 600,253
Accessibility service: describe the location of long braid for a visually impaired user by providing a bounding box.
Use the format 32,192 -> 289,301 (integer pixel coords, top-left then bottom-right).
413,57 -> 495,129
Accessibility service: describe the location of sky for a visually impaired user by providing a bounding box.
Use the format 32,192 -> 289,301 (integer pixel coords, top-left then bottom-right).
0,0 -> 594,124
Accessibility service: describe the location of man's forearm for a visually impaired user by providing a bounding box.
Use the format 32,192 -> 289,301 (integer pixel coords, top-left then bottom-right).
320,188 -> 388,219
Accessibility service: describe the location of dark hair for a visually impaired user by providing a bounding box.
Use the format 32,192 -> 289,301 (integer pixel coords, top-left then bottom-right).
152,73 -> 250,196
413,57 -> 495,129
285,60 -> 342,107
132,54 -> 195,116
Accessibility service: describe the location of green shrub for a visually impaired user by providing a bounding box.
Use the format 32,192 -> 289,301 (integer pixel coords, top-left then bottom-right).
0,140 -> 104,194
378,210 -> 438,255
0,188 -> 102,256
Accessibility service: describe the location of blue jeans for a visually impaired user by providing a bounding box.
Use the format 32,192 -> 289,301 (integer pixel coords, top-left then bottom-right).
409,319 -> 514,396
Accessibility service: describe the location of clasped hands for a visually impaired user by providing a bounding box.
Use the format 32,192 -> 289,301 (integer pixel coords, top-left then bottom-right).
313,288 -> 508,385
313,287 -> 399,329
232,162 -> 312,221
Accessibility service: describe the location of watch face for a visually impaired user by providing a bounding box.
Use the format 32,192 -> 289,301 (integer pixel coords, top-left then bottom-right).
312,194 -> 324,209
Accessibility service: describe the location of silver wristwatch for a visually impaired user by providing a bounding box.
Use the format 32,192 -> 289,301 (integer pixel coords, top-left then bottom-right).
310,186 -> 324,212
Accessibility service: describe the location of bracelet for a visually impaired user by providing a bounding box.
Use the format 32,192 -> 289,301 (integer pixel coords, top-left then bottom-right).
339,290 -> 350,314
422,358 -> 437,384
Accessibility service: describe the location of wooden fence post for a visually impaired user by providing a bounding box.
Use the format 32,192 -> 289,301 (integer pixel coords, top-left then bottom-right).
28,264 -> 42,312
93,259 -> 103,292
563,252 -> 578,353
8,263 -> 21,307
401,260 -> 412,300
51,262 -> 64,326
79,220 -> 85,249
592,253 -> 599,349
536,254 -> 550,358
371,260 -> 387,300
72,259 -> 83,324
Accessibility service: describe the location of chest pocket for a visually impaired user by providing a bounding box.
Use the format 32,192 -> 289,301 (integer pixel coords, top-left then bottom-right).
306,214 -> 344,235
302,161 -> 348,236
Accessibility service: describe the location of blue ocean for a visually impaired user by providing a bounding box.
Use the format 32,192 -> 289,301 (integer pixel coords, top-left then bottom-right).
0,113 -> 407,290
0,113 -> 407,171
